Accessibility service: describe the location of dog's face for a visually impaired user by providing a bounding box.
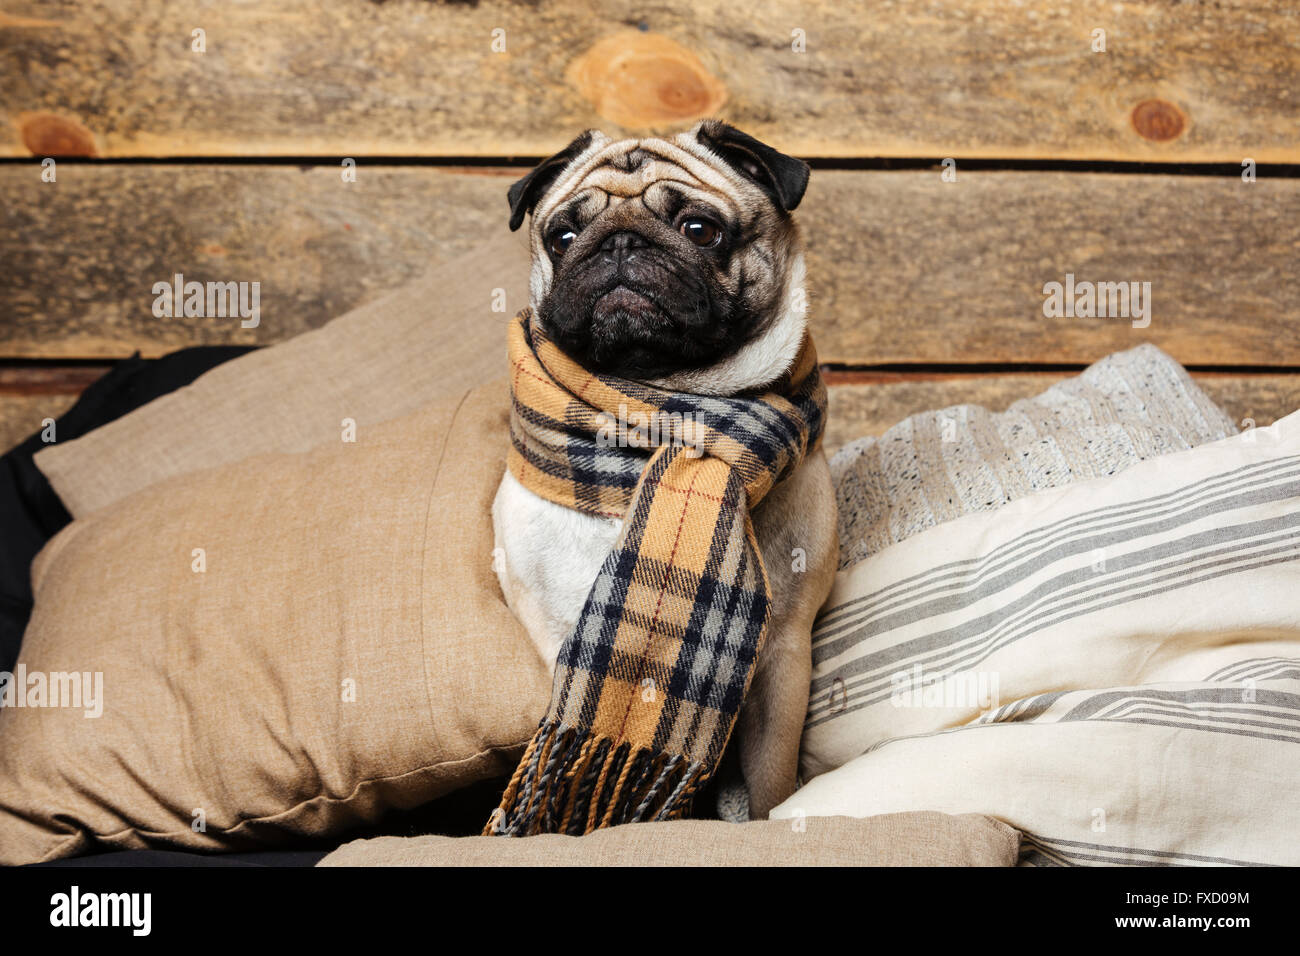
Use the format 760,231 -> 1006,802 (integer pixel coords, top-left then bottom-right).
507,120 -> 811,395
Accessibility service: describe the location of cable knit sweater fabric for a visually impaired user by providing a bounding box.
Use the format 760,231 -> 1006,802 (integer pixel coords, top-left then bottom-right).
832,344 -> 1238,570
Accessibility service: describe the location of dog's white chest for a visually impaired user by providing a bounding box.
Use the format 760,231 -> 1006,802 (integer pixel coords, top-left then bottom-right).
492,470 -> 621,669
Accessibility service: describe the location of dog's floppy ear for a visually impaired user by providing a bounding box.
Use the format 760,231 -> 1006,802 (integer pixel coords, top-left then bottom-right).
692,120 -> 810,213
507,130 -> 598,232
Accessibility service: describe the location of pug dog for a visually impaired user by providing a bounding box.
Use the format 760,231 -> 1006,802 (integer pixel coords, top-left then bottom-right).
492,120 -> 837,819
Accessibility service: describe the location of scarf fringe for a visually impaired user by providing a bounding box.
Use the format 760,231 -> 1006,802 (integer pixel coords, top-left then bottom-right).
485,721 -> 706,836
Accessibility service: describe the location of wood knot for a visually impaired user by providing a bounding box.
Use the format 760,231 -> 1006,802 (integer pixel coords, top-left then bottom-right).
567,31 -> 727,130
18,112 -> 97,157
1130,99 -> 1186,142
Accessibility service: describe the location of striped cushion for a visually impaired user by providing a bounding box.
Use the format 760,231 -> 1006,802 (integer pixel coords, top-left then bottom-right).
777,410 -> 1300,866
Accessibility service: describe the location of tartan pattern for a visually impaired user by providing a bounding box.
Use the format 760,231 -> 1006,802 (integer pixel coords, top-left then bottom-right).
490,309 -> 826,835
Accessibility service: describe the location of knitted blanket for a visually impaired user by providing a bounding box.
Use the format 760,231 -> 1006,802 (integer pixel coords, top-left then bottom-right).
832,344 -> 1238,569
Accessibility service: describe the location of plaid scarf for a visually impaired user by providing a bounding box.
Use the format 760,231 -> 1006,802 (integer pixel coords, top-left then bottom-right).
489,308 -> 826,836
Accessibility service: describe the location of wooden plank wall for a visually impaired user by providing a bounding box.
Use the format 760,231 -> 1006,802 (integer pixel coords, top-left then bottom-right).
2,0 -> 1298,456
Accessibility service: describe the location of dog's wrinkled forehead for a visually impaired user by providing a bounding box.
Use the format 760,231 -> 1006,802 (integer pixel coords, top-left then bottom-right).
507,120 -> 810,237
530,130 -> 759,233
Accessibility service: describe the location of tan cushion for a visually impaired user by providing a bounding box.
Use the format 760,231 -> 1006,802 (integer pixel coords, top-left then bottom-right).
316,812 -> 1020,867
34,232 -> 532,518
0,379 -> 551,865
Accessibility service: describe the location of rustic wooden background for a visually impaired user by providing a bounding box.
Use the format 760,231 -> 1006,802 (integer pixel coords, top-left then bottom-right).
2,0 -> 1298,456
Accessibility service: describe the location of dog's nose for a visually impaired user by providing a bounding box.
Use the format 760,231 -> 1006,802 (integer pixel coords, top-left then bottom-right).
599,231 -> 648,267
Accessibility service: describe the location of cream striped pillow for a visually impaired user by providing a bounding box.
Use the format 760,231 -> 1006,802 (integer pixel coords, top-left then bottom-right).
780,411 -> 1300,866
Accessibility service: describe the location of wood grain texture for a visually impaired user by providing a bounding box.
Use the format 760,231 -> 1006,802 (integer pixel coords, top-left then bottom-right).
0,365 -> 108,394
824,372 -> 1300,454
0,164 -> 525,358
1,0 -> 1297,161
2,165 -> 1296,364
808,169 -> 1300,366
0,392 -> 75,455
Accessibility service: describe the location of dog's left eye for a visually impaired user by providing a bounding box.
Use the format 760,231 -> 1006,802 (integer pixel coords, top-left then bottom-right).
548,229 -> 577,256
681,218 -> 722,248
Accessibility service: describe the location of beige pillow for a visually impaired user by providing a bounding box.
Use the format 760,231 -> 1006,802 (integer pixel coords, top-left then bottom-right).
34,231 -> 532,518
318,812 -> 1020,867
0,379 -> 551,865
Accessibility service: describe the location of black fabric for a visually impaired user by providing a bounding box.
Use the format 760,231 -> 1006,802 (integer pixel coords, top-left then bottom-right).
0,346 -> 258,673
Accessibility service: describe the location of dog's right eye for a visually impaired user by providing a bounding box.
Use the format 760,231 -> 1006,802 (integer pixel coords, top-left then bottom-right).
548,229 -> 577,256
680,218 -> 722,248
